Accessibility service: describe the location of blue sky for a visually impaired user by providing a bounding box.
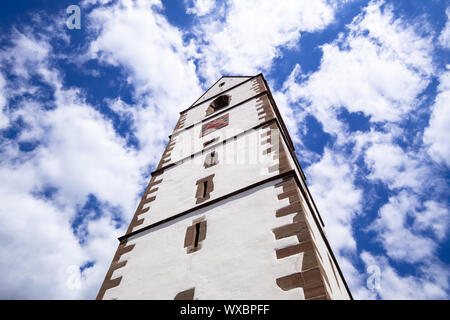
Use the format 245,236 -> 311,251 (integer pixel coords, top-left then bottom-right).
0,0 -> 448,299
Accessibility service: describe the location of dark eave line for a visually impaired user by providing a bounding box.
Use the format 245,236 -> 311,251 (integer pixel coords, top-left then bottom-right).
119,170 -> 294,242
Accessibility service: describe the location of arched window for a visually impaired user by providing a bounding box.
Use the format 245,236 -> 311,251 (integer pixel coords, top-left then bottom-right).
205,94 -> 230,116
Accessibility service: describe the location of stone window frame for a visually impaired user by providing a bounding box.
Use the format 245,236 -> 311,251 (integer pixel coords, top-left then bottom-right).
174,287 -> 195,300
195,174 -> 215,204
184,217 -> 207,254
204,150 -> 219,168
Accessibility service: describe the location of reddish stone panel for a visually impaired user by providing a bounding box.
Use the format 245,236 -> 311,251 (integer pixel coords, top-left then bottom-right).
201,114 -> 229,137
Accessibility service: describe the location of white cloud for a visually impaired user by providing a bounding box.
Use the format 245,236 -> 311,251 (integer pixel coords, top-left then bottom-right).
361,251 -> 449,299
364,143 -> 429,190
438,8 -> 450,49
306,148 -> 362,253
194,0 -> 336,82
423,67 -> 450,167
0,73 -> 9,129
0,30 -> 146,299
0,154 -> 125,299
186,0 -> 215,16
36,94 -> 142,213
82,0 -> 114,6
0,30 -> 51,79
87,0 -> 201,107
368,191 -> 439,263
337,256 -> 377,300
277,1 -> 449,299
413,200 -> 450,241
0,178 -> 84,299
87,0 -> 203,160
271,86 -> 301,145
282,0 -> 434,141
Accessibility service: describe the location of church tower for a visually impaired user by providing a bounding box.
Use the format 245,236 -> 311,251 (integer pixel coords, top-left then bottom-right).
97,74 -> 352,300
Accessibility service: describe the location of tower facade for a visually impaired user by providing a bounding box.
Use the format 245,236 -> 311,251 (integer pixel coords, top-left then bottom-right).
97,74 -> 352,300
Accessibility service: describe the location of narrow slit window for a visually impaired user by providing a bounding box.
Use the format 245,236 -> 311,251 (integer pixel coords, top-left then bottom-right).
194,223 -> 201,248
204,150 -> 219,168
195,174 -> 215,204
202,181 -> 208,198
184,218 -> 207,254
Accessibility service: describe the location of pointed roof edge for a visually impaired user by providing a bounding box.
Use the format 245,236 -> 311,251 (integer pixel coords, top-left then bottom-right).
183,75 -> 258,113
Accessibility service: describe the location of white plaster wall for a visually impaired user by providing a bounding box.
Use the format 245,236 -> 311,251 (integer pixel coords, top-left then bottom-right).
137,126 -> 277,230
170,97 -> 268,164
192,77 -> 251,107
104,180 -> 310,300
177,76 -> 266,131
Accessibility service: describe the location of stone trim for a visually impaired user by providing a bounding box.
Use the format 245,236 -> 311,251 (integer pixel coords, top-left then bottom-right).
159,117 -> 278,177
96,239 -> 135,300
174,113 -> 187,131
115,165 -> 351,298
174,288 -> 195,300
126,171 -> 164,235
261,123 -> 291,175
156,138 -> 176,170
251,76 -> 266,94
255,94 -> 274,123
195,174 -> 215,204
273,177 -> 331,300
175,74 -> 307,184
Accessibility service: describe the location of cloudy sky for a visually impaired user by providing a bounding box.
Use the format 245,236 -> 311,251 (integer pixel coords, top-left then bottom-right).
0,0 -> 448,299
